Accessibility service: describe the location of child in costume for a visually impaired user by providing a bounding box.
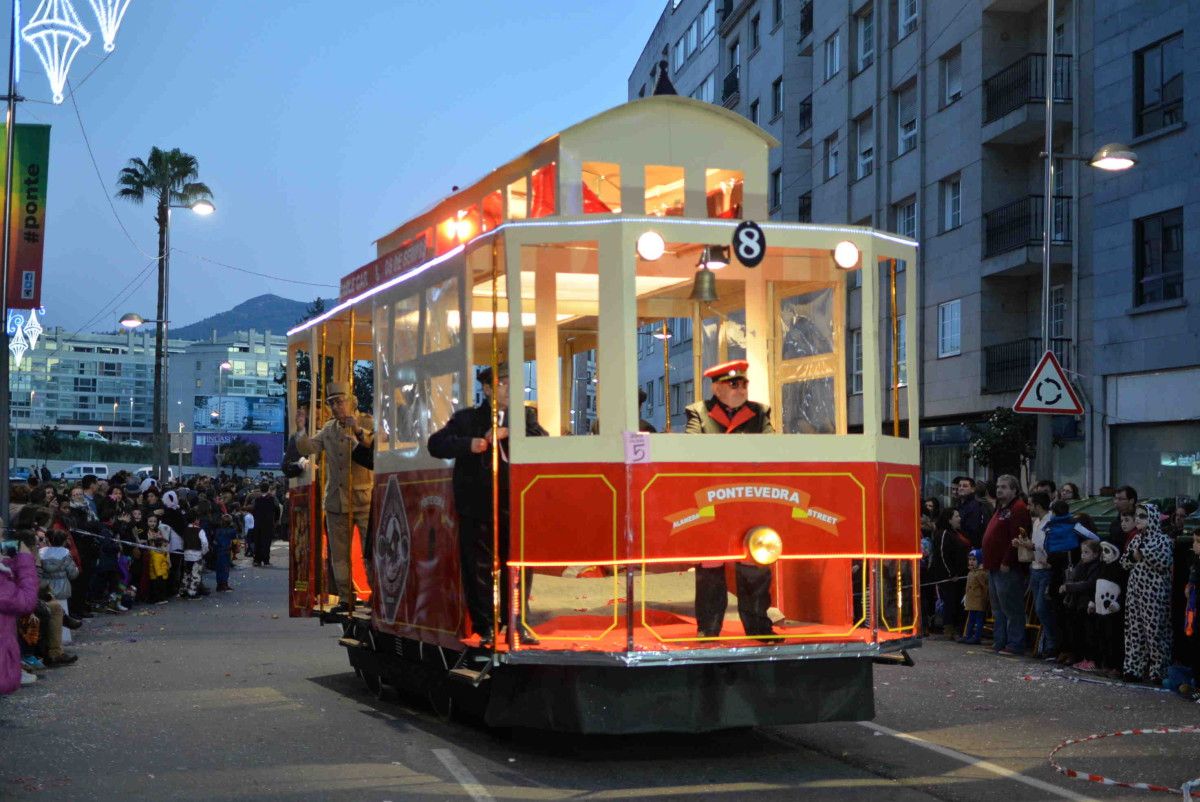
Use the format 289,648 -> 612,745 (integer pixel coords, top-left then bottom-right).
1058,539 -> 1101,669
1120,502 -> 1173,683
958,549 -> 988,644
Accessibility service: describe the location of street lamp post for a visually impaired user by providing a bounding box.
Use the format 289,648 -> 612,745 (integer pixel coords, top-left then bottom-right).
1033,1 -> 1136,486
118,198 -> 212,486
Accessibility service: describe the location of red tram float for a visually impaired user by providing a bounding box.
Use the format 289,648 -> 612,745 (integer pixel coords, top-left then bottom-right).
286,95 -> 922,733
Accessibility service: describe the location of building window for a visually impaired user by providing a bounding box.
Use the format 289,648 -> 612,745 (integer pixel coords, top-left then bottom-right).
770,168 -> 783,210
749,98 -> 760,124
941,176 -> 961,231
824,133 -> 841,180
824,31 -> 841,80
798,192 -> 812,222
850,329 -> 863,394
750,14 -> 760,50
690,71 -> 716,103
894,198 -> 917,239
856,7 -> 874,71
1134,207 -> 1184,305
730,39 -> 740,68
855,114 -> 874,179
899,0 -> 918,37
940,47 -> 962,106
1135,33 -> 1183,136
1050,285 -> 1066,338
771,76 -> 783,117
937,300 -> 961,357
674,35 -> 686,71
896,83 -> 917,155
773,0 -> 783,26
701,1 -> 716,45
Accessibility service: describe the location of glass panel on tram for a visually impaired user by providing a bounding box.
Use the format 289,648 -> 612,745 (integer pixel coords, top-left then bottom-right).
645,165 -> 685,217
878,257 -> 909,438
582,162 -> 621,214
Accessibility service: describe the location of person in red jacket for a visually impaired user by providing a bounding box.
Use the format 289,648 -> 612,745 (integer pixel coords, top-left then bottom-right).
982,474 -> 1032,655
1,538 -> 39,694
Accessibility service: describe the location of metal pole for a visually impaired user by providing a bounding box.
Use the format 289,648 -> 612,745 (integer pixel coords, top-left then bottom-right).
490,239 -> 502,651
1035,0 -> 1056,485
890,259 -> 900,437
0,1 -> 19,517
661,319 -> 670,432
153,210 -> 172,485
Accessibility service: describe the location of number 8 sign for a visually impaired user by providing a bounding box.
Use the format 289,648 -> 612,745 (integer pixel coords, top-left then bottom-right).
732,220 -> 766,268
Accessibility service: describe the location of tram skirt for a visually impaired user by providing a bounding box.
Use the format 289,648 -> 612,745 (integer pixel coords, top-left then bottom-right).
485,657 -> 874,734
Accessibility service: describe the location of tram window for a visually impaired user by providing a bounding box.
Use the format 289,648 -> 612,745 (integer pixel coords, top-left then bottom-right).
529,163 -> 557,218
373,305 -> 391,453
878,257 -> 909,437
352,359 -> 374,415
516,240 -> 600,435
392,296 -> 420,364
705,168 -> 744,219
423,276 -> 461,354
581,162 -> 621,214
645,165 -> 685,216
775,288 -> 837,434
483,190 -> 503,231
425,371 -> 462,435
507,177 -> 528,220
699,310 -> 747,398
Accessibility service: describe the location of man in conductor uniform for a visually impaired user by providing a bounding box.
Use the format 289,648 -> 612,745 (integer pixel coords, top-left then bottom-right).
685,359 -> 775,639
295,381 -> 374,613
428,364 -> 548,648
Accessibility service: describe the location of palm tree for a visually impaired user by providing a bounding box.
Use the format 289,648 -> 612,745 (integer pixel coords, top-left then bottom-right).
116,147 -> 213,482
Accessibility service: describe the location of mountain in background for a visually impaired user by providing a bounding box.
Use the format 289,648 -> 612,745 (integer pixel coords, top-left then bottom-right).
172,294 -> 334,341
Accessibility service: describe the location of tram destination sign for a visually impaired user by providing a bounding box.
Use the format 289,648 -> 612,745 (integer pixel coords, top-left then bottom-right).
339,232 -> 430,300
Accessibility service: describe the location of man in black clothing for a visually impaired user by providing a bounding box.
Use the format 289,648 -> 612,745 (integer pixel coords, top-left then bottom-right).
1107,485 -> 1137,546
953,476 -> 988,548
428,364 -> 548,648
684,359 -> 775,639
250,481 -> 281,566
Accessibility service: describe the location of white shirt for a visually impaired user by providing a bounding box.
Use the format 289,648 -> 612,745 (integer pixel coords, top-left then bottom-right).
243,512 -> 255,533
1031,512 -> 1051,569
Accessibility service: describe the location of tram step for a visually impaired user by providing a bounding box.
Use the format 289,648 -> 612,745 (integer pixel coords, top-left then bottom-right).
338,637 -> 364,650
448,667 -> 490,684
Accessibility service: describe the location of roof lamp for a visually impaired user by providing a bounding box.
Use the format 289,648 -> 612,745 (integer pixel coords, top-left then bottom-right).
833,240 -> 860,269
636,230 -> 665,261
455,212 -> 475,241
119,312 -> 146,329
699,245 -> 729,270
1089,143 -> 1137,171
190,198 -> 216,216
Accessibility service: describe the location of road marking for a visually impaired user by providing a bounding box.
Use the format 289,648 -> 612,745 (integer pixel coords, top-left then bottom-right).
858,721 -> 1097,802
433,748 -> 494,802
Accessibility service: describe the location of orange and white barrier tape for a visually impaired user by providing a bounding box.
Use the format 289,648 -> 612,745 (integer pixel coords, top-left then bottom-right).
1048,726 -> 1199,797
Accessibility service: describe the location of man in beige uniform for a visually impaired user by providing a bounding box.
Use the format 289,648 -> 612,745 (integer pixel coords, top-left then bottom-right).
295,381 -> 374,613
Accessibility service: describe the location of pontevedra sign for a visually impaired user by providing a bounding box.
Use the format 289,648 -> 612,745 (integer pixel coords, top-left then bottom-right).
0,124 -> 50,309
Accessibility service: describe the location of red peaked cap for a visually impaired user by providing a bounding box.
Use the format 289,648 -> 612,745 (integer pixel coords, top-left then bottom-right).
704,359 -> 750,383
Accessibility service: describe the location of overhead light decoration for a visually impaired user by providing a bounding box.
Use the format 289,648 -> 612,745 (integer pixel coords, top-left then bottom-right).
22,308 -> 43,350
20,0 -> 133,104
7,308 -> 45,368
22,0 -> 92,104
833,240 -> 860,269
86,0 -> 131,52
636,230 -> 665,261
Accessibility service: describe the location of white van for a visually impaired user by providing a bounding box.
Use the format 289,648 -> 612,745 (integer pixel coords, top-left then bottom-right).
134,466 -> 175,483
60,464 -> 109,481
76,431 -> 109,443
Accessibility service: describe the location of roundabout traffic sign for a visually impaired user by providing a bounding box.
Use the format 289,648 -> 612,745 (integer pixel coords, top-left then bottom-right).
1013,350 -> 1083,415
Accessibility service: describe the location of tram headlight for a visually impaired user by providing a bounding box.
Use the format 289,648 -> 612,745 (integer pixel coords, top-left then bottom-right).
833,241 -> 860,269
745,526 -> 783,566
636,230 -> 665,261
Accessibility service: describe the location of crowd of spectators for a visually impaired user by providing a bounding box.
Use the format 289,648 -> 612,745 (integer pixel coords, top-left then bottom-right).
1,470 -> 284,694
921,477 -> 1200,699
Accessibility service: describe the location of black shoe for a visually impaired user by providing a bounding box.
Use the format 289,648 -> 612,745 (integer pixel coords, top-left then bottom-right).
77,608 -> 95,619
45,653 -> 78,667
328,602 -> 351,615
63,615 -> 83,630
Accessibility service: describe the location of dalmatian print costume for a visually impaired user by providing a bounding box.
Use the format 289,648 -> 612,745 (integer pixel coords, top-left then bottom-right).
1120,502 -> 1173,681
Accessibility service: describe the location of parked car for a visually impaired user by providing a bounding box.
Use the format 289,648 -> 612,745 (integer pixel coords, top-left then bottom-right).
125,439 -> 145,447
134,466 -> 175,483
77,431 -> 108,443
60,463 -> 110,481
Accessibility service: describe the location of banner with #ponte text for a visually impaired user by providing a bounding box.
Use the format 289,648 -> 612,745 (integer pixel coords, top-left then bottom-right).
1,124 -> 50,309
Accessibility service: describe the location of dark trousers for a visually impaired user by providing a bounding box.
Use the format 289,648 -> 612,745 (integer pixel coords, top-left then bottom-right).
934,578 -> 965,634
216,550 -> 232,586
459,515 -> 531,639
253,527 -> 273,565
694,563 -> 774,637
168,553 -> 183,596
148,577 -> 170,603
1096,611 -> 1124,670
1060,606 -> 1094,660
963,610 -> 984,642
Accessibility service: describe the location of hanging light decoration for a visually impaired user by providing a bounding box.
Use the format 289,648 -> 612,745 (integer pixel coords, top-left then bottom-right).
8,315 -> 28,367
21,0 -> 92,103
86,0 -> 131,52
23,308 -> 43,350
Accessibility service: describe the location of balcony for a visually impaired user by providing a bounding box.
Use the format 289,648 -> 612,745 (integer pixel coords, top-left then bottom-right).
982,54 -> 1072,144
982,337 -> 1071,394
722,64 -> 740,108
982,195 -> 1072,276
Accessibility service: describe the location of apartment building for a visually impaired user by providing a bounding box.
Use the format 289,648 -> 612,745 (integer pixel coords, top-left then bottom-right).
166,328 -> 287,433
629,0 -> 1197,497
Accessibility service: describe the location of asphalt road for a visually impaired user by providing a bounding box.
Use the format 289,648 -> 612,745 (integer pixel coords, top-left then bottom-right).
3,545 -> 1197,801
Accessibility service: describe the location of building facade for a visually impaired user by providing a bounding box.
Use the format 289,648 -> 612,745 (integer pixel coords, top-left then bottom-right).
628,0 -> 1195,498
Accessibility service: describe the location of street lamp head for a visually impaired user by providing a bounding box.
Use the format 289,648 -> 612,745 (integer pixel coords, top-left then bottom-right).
119,312 -> 146,329
1090,143 -> 1137,171
190,198 -> 216,216
219,361 -> 232,371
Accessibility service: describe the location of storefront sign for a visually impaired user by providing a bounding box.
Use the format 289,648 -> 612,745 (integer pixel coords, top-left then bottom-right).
1,124 -> 51,308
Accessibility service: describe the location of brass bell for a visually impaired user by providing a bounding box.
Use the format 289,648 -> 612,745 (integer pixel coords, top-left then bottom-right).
688,265 -> 718,302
